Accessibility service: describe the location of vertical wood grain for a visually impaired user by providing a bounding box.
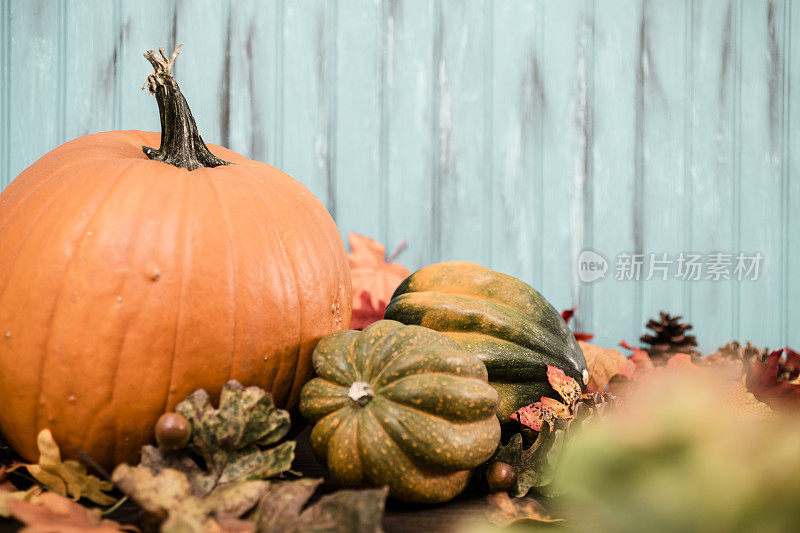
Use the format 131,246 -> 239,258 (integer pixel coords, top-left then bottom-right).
435,0 -> 490,264
173,0 -> 231,148
638,1 -> 690,333
226,0 -> 278,162
539,1 -> 595,324
689,0 -> 737,351
63,0 -> 119,140
6,0 -> 62,182
118,0 -> 176,133
591,1 -> 641,348
280,0 -> 336,209
738,0 -> 786,347
489,0 -> 541,289
1,0 -> 10,189
333,0 -> 383,244
789,0 -> 799,350
385,0 -> 436,270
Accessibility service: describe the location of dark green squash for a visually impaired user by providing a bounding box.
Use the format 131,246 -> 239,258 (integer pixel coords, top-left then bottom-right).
299,320 -> 501,503
384,261 -> 587,424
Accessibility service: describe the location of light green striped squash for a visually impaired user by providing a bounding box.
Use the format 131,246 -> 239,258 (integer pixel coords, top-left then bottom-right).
384,261 -> 588,425
299,320 -> 501,503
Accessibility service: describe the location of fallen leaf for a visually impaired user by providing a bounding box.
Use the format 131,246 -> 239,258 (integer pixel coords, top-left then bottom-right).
6,492 -> 136,532
497,393 -> 618,498
0,485 -> 41,518
112,381 -> 294,531
747,348 -> 800,412
348,233 -> 411,329
485,492 -> 562,527
253,479 -> 388,533
579,341 -> 636,393
22,430 -> 116,506
547,366 -> 582,405
561,308 -> 594,341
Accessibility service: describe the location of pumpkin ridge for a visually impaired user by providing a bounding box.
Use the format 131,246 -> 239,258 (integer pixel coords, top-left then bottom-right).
203,172 -> 238,387
35,161 -> 141,451
160,168 -> 190,417
387,292 -> 568,358
238,171 -> 300,394
0,162 -> 129,459
87,164 -> 162,465
376,374 -> 498,421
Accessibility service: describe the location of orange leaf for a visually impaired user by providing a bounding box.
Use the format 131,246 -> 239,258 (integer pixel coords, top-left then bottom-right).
546,365 -> 582,405
6,492 -> 136,532
511,397 -> 571,432
579,341 -> 636,393
347,233 -> 411,330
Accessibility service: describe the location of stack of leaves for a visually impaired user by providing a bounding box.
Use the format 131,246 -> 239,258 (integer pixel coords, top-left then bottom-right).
111,380 -> 295,531
347,233 -> 411,330
109,380 -> 388,532
640,311 -> 700,363
497,366 -> 619,497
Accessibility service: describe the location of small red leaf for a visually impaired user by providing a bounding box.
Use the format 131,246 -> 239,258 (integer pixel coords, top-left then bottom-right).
747,348 -> 800,412
561,307 -> 594,341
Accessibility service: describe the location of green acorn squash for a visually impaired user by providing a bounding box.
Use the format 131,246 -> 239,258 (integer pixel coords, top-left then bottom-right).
299,320 -> 501,503
384,261 -> 588,424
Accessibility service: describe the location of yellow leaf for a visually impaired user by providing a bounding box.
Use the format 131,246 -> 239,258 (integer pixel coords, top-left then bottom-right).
24,430 -> 116,506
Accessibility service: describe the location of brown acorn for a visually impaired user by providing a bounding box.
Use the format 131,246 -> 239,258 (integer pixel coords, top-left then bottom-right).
155,412 -> 191,451
486,461 -> 517,492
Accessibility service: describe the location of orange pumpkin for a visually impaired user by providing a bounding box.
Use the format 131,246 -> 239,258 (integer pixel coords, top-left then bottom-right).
0,46 -> 351,468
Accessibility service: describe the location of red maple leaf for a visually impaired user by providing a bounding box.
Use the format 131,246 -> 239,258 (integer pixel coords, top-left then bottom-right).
347,233 -> 411,330
746,348 -> 800,412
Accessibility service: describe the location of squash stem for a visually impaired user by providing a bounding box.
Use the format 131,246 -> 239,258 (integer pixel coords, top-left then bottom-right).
141,45 -> 229,170
348,381 -> 374,407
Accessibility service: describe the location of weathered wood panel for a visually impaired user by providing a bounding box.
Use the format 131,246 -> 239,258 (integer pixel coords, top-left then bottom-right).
0,0 -> 796,351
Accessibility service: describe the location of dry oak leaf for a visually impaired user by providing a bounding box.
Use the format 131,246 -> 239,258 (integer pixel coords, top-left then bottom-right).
579,341 -> 636,393
112,381 -> 294,532
5,492 -> 136,533
253,478 -> 388,533
485,492 -> 562,527
20,430 -> 116,506
347,233 -> 410,330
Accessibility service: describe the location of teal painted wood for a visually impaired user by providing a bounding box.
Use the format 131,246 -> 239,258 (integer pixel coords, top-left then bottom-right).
488,0 -> 540,292
539,2 -> 594,328
384,0 -> 436,269
226,0 -> 278,163
118,0 -> 176,133
590,1 -> 641,349
333,0 -> 383,245
6,0 -> 62,186
280,0 -> 334,208
738,0 -> 786,349
436,0 -> 490,264
0,0 -> 797,351
789,0 -> 799,350
64,0 -> 118,140
687,0 -> 737,351
639,2 -> 690,332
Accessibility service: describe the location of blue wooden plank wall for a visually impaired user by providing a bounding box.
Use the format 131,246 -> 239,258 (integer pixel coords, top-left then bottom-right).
0,0 -> 797,352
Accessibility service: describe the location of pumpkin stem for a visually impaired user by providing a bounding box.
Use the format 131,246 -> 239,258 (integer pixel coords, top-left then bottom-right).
348,381 -> 374,407
141,45 -> 230,170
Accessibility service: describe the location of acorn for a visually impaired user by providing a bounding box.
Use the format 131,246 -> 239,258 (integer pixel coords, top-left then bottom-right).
486,461 -> 517,492
155,412 -> 191,451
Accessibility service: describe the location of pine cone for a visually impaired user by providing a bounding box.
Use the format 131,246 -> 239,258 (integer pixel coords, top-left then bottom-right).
710,341 -> 768,376
640,312 -> 699,364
